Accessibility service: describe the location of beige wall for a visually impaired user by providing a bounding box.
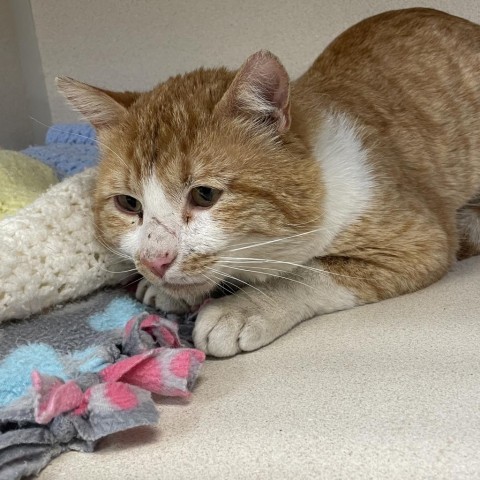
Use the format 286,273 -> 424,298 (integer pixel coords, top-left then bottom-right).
27,0 -> 480,123
0,0 -> 32,149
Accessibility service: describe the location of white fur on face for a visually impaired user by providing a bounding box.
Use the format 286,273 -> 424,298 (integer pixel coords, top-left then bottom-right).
118,175 -> 176,259
120,229 -> 142,258
313,113 -> 376,254
120,175 -> 228,283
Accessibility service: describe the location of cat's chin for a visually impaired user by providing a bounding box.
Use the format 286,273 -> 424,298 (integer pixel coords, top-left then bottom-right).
162,280 -> 209,291
136,266 -> 214,298
153,278 -> 215,301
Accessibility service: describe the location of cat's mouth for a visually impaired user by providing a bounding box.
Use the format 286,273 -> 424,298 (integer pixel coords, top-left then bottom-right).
136,261 -> 215,297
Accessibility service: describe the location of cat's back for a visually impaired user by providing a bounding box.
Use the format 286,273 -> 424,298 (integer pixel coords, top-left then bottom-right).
316,9 -> 479,68
301,8 -> 480,103
296,8 -> 480,203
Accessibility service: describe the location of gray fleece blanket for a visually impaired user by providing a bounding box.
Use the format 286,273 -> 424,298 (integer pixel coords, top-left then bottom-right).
0,289 -> 204,480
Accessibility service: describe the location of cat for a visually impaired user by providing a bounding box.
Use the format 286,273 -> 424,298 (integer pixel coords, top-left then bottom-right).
57,7 -> 480,357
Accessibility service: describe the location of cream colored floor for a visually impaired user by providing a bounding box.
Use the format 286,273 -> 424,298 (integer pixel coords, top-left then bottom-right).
41,256 -> 480,480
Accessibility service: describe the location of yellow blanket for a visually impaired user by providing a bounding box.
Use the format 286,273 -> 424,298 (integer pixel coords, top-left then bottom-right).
0,150 -> 58,219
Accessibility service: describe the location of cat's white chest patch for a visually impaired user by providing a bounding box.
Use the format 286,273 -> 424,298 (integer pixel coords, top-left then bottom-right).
314,114 -> 376,253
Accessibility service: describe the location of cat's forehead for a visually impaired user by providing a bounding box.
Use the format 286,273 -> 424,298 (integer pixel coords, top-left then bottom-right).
122,70 -> 234,169
132,69 -> 233,138
100,70 -> 238,196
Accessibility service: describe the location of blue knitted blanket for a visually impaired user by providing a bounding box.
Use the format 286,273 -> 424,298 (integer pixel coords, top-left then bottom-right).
23,124 -> 98,178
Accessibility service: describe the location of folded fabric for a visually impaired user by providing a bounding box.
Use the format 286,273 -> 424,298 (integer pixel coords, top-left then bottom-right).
45,123 -> 96,146
0,168 -> 128,323
23,143 -> 98,179
0,289 -> 203,480
1,124 -> 204,479
23,123 -> 98,178
0,150 -> 58,220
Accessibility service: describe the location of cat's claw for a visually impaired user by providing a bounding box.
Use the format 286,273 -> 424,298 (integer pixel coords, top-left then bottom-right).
193,298 -> 270,357
135,278 -> 190,314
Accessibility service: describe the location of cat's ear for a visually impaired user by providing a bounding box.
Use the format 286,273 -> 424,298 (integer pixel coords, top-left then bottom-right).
55,76 -> 140,129
216,50 -> 291,133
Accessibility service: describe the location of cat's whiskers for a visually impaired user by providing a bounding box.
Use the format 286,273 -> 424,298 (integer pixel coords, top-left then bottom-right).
202,272 -> 235,296
218,256 -> 365,280
226,226 -> 325,253
90,220 -> 134,261
205,266 -> 274,306
225,233 -> 317,251
217,264 -> 317,290
222,264 -> 306,278
223,238 -> 272,249
211,273 -> 261,305
108,256 -> 134,266
197,223 -> 333,253
93,232 -> 133,261
200,273 -> 218,289
206,270 -> 265,306
203,272 -> 247,299
43,240 -> 131,270
121,275 -> 144,289
286,213 -> 325,227
43,242 -> 139,287
98,266 -> 139,274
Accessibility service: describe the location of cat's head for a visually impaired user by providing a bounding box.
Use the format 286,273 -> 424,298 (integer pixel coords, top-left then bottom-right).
57,51 -> 323,300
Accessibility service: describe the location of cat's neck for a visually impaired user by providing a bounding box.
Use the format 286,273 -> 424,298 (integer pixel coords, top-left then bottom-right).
288,79 -> 330,154
287,86 -> 376,256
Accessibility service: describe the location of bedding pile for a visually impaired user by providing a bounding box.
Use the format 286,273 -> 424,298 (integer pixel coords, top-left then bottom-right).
23,123 -> 98,179
0,290 -> 203,479
0,125 -> 205,479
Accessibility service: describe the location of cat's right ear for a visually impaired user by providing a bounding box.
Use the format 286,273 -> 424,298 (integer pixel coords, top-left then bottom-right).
55,76 -> 140,129
215,50 -> 291,134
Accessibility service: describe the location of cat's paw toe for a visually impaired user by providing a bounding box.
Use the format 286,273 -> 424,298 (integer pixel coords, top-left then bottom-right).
237,318 -> 268,352
193,302 -> 267,357
135,278 -> 156,306
135,279 -> 190,314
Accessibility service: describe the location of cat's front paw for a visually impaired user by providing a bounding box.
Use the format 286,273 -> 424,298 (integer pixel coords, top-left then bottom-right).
135,279 -> 190,314
193,297 -> 270,357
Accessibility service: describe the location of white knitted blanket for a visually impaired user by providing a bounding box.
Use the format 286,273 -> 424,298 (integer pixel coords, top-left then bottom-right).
0,168 -> 132,322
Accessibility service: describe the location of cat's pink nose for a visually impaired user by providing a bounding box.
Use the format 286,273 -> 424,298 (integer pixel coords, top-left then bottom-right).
141,253 -> 176,278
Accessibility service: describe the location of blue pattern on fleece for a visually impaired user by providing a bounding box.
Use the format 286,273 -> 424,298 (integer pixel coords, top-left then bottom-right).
67,346 -> 110,374
22,123 -> 98,179
89,297 -> 146,332
0,287 -> 198,478
0,294 -> 146,407
0,344 -> 66,407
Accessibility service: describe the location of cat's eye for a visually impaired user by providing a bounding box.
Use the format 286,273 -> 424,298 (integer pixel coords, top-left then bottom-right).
114,195 -> 143,215
190,186 -> 222,208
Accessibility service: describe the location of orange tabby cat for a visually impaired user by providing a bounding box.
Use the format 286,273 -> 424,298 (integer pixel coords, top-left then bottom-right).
58,8 -> 480,357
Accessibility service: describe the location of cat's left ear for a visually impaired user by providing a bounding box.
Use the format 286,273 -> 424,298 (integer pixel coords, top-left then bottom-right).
56,76 -> 140,129
216,50 -> 291,133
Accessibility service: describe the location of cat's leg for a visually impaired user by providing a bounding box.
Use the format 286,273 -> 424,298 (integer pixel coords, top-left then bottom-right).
193,262 -> 356,357
193,250 -> 451,357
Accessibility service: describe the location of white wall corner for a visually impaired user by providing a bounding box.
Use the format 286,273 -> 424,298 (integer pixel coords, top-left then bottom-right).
9,0 -> 52,146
